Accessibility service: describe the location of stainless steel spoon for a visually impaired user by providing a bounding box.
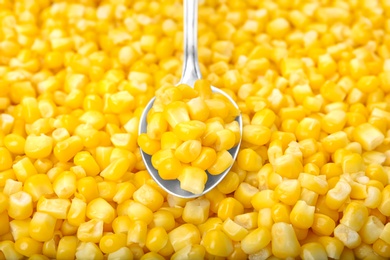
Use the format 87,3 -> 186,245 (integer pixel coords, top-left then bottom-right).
139,0 -> 242,198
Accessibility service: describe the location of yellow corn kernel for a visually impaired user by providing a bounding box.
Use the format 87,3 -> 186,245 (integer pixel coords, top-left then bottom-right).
0,241 -> 24,260
177,166 -> 208,195
221,218 -> 249,241
203,118 -> 225,143
169,224 -> 201,252
233,212 -> 258,231
295,117 -> 321,141
237,148 -> 262,172
160,132 -> 182,150
8,191 -> 33,220
145,227 -> 168,253
251,108 -> 276,128
86,198 -> 116,224
12,157 -> 37,183
174,140 -> 202,164
0,192 -> 8,213
373,239 -> 390,258
146,112 -> 167,140
77,218 -> 104,243
127,220 -> 148,247
29,212 -> 56,242
100,158 -> 130,181
137,133 -> 161,156
37,197 -> 70,219
75,242 -> 103,260
150,210 -> 175,232
290,200 -> 315,229
300,242 -> 328,260
53,171 -> 77,199
198,217 -> 223,237
379,223 -> 390,246
252,190 -> 279,210
208,150 -> 233,175
0,148 -> 12,172
67,197 -> 86,227
77,176 -> 99,203
299,173 -> 329,195
214,129 -> 236,152
53,136 -> 83,162
325,180 -> 351,210
186,97 -> 210,122
107,247 -> 133,260
364,186 -> 382,209
24,134 -> 53,159
233,183 -> 259,208
334,223 -> 362,249
163,101 -> 190,128
202,229 -> 234,257
182,198 -> 209,225
352,123 -> 385,151
217,171 -> 239,195
128,201 -> 154,225
312,213 -> 336,236
4,179 -> 22,196
99,233 -> 127,254
171,244 -> 205,260
73,151 -> 100,177
14,236 -> 43,257
191,147 -> 217,171
271,202 -> 291,223
274,179 -> 301,206
4,133 -> 25,155
74,124 -> 100,148
23,174 -> 53,202
242,125 -> 271,146
174,120 -> 206,142
273,154 -> 303,179
271,222 -> 300,258
359,215 -> 385,245
378,185 -> 390,216
133,184 -> 164,212
217,197 -> 244,221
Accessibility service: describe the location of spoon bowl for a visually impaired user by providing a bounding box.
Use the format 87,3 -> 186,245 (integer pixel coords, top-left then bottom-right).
138,0 -> 242,198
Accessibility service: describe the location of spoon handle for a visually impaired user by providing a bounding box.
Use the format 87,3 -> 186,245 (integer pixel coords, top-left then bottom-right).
180,0 -> 202,86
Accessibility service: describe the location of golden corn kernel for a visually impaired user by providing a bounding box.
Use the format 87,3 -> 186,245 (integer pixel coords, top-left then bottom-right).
37,197 -> 70,219
8,191 -> 33,220
221,218 -> 248,242
300,242 -> 328,260
217,171 -> 239,195
169,224 -> 201,252
251,190 -> 279,210
242,125 -> 271,146
271,222 -> 300,258
290,200 -> 315,229
4,133 -> 26,155
53,136 -> 83,162
217,197 -> 244,221
208,150 -> 233,175
325,180 -> 351,210
174,140 -> 202,164
352,123 -> 385,151
237,148 -> 262,172
75,242 -> 103,260
273,154 -> 303,179
0,148 -> 13,172
334,223 -> 362,249
29,212 -> 56,242
53,171 -> 77,199
86,198 -> 116,224
202,229 -> 234,257
177,166 -> 208,195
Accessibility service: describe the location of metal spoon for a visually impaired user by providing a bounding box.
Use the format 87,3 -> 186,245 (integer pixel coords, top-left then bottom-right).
139,0 -> 242,198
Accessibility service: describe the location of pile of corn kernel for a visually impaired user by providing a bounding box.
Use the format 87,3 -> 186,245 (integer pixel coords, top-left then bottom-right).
1,0 -> 390,259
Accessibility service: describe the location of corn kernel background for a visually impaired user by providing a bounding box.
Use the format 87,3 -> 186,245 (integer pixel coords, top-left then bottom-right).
1,0 -> 390,259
